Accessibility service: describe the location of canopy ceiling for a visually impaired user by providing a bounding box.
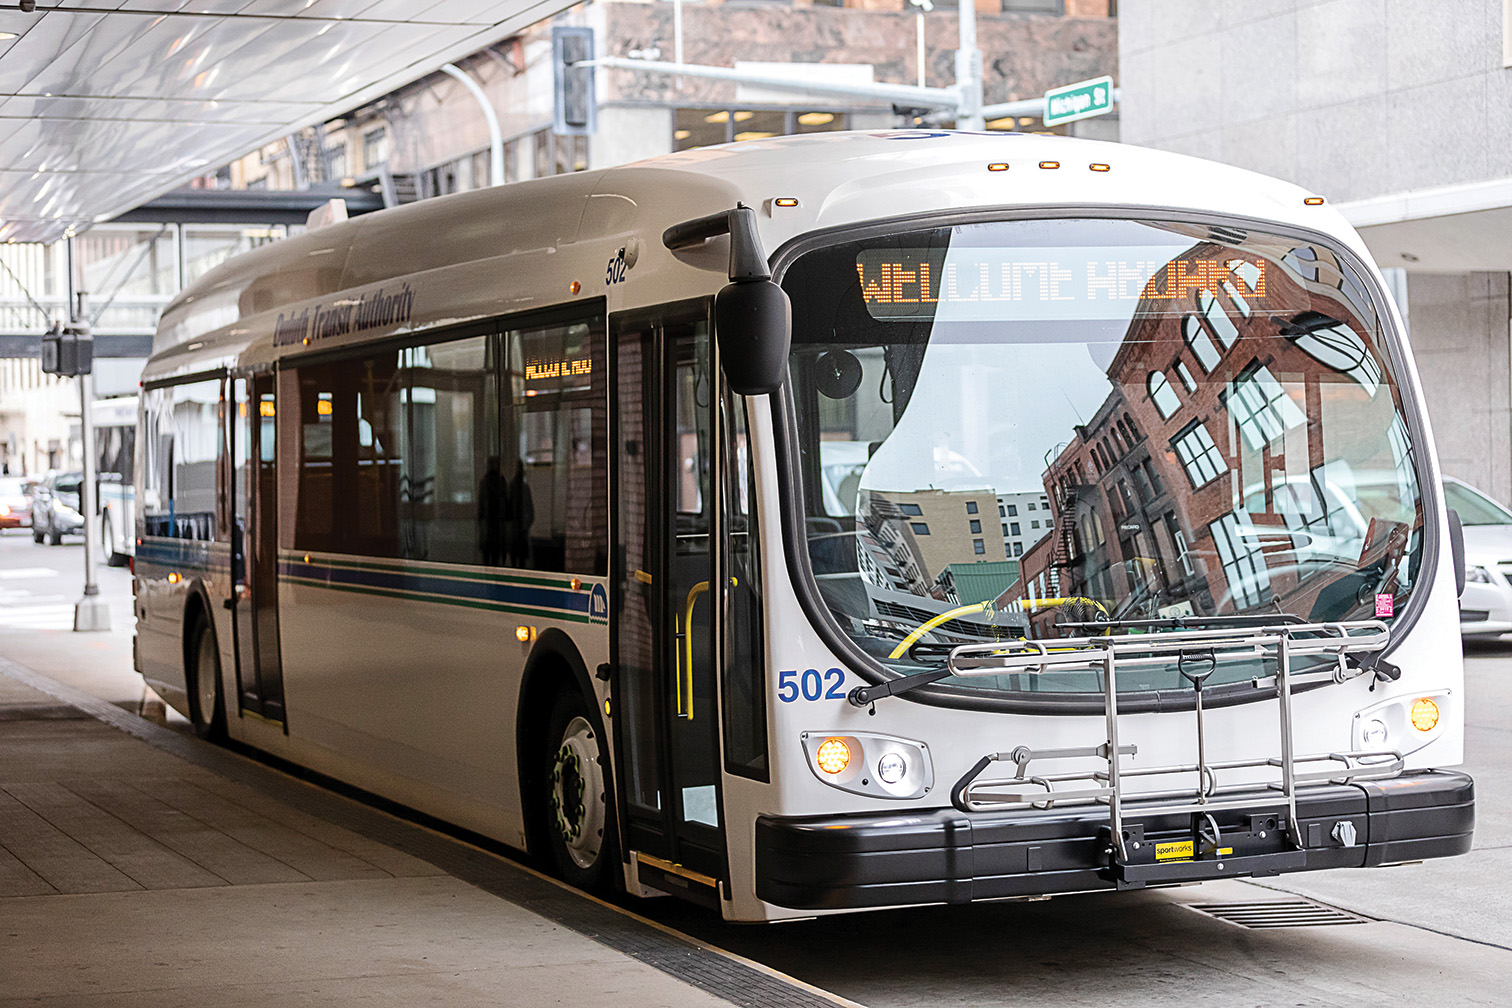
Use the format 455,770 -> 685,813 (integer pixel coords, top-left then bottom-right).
0,0 -> 575,245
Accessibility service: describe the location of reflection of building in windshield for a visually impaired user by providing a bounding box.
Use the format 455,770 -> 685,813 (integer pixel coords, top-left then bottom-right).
858,488 -> 1007,597
1005,241 -> 1417,634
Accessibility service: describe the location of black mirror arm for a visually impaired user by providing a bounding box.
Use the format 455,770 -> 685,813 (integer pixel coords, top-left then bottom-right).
662,204 -> 771,282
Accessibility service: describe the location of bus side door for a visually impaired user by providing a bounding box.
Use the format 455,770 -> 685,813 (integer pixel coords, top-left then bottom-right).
612,305 -> 728,892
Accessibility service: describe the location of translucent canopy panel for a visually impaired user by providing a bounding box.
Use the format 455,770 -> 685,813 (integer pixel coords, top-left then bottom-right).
0,1 -> 575,244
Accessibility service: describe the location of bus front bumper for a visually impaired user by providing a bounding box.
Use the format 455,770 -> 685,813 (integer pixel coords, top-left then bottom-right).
754,770 -> 1474,910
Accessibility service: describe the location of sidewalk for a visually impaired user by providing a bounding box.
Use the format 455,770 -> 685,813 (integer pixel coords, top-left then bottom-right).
0,640 -> 844,1007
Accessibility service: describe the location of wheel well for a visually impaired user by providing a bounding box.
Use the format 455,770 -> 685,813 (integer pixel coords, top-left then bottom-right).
516,630 -> 604,860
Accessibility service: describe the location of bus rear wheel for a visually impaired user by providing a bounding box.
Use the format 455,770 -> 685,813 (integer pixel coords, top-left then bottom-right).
187,618 -> 226,741
540,692 -> 616,890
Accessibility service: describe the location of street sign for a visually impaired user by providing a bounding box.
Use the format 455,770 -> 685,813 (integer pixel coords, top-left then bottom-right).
1043,75 -> 1114,127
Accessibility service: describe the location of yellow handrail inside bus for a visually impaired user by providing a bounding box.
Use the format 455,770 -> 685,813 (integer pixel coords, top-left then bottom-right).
677,576 -> 738,719
678,581 -> 711,719
888,599 -> 997,660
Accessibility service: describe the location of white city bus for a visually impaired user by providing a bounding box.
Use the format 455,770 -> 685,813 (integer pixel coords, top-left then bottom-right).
92,394 -> 136,566
134,131 -> 1473,921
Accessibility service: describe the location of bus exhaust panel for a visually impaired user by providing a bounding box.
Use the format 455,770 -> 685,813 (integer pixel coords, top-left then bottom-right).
944,621 -> 1403,888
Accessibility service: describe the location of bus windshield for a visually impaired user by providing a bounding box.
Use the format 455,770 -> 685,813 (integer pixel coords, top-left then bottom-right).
781,216 -> 1424,696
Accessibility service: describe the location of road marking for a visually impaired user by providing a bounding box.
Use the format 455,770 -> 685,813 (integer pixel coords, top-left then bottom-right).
0,603 -> 76,631
0,568 -> 60,580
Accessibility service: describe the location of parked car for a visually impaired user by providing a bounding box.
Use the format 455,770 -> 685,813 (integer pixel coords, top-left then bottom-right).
0,476 -> 32,530
30,470 -> 84,546
1444,476 -> 1512,638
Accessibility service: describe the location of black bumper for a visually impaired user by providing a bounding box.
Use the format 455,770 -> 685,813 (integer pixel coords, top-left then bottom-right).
755,770 -> 1474,910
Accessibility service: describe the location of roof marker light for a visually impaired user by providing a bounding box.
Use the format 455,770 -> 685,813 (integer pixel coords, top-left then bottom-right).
1304,196 -> 1326,205
569,280 -> 581,295
774,197 -> 799,207
987,163 -> 1010,172
1039,161 -> 1060,169
1089,163 -> 1111,172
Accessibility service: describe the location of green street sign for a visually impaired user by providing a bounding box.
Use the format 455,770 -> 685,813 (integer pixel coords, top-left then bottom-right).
1043,75 -> 1114,126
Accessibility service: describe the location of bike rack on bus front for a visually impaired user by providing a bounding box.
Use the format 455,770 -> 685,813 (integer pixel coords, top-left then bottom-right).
944,620 -> 1404,886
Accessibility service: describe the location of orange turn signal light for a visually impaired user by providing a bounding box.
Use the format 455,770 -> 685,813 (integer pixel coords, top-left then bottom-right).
815,737 -> 851,775
1410,697 -> 1440,732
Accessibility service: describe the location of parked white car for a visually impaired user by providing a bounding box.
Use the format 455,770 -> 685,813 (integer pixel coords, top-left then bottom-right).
1444,476 -> 1512,637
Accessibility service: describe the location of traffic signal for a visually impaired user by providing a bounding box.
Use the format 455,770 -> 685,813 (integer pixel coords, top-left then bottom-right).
40,321 -> 93,377
552,26 -> 596,137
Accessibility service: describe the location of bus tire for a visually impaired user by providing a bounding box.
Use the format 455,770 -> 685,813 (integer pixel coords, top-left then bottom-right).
187,616 -> 226,741
102,514 -> 128,567
539,690 -> 617,890
32,525 -> 43,544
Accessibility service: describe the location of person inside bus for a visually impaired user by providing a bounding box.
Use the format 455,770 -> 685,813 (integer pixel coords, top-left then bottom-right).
478,455 -> 507,566
506,458 -> 533,568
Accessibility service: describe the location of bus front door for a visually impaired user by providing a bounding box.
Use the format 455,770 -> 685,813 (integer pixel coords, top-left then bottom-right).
613,308 -> 727,899
230,374 -> 285,725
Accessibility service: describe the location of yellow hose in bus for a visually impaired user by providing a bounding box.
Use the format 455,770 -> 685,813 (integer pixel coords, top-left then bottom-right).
888,599 -> 998,660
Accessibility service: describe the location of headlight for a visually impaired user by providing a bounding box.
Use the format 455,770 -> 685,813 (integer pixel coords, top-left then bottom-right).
876,752 -> 908,784
802,732 -> 933,800
1466,565 -> 1494,583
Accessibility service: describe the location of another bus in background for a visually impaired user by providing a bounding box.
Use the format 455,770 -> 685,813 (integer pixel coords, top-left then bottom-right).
93,395 -> 136,566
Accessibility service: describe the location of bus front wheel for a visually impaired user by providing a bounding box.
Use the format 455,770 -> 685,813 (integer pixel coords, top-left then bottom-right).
540,691 -> 616,890
187,617 -> 226,741
102,514 -> 128,567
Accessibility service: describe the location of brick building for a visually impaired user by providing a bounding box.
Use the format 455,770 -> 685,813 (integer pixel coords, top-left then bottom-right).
1008,239 -> 1414,632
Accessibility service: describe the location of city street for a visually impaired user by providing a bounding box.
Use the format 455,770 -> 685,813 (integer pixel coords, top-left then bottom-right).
3,528 -> 1509,1007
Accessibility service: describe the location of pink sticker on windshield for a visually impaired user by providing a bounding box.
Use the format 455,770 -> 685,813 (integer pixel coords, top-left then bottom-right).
1375,593 -> 1394,617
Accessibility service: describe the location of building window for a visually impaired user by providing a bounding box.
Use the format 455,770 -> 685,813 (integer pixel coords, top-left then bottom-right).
1289,322 -> 1382,394
1199,289 -> 1239,348
1001,0 -> 1063,11
899,502 -> 923,516
973,539 -> 986,554
1182,315 -> 1222,371
675,107 -> 849,152
966,500 -> 979,514
1227,363 -> 1307,451
1173,360 -> 1198,393
362,127 -> 388,171
1031,520 -> 1040,529
1211,511 -> 1272,609
1002,522 -> 1009,535
1148,370 -> 1181,419
1027,503 -> 1036,511
1172,421 -> 1227,488
911,522 -> 930,535
969,518 -> 982,533
1006,504 -> 1018,516
1010,522 -> 1021,535
1013,542 -> 1023,556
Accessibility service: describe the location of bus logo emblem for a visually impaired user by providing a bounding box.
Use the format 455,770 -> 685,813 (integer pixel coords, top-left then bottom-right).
589,583 -> 609,623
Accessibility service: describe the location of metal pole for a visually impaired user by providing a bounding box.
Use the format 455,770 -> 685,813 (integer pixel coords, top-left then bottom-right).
916,10 -> 926,88
72,286 -> 109,632
440,63 -> 505,187
954,0 -> 984,130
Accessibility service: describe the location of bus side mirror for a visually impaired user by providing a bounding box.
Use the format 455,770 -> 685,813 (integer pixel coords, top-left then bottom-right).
715,278 -> 790,396
665,203 -> 792,397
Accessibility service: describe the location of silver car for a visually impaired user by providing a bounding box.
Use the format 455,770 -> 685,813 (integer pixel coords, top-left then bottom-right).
1445,476 -> 1512,637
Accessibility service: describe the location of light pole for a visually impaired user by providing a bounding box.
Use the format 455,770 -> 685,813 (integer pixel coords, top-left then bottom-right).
909,0 -> 933,89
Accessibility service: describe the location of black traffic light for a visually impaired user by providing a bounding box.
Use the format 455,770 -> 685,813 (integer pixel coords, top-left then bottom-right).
40,321 -> 93,377
552,26 -> 596,137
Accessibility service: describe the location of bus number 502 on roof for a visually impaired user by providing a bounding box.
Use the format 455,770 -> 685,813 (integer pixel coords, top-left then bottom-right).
606,249 -> 627,285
